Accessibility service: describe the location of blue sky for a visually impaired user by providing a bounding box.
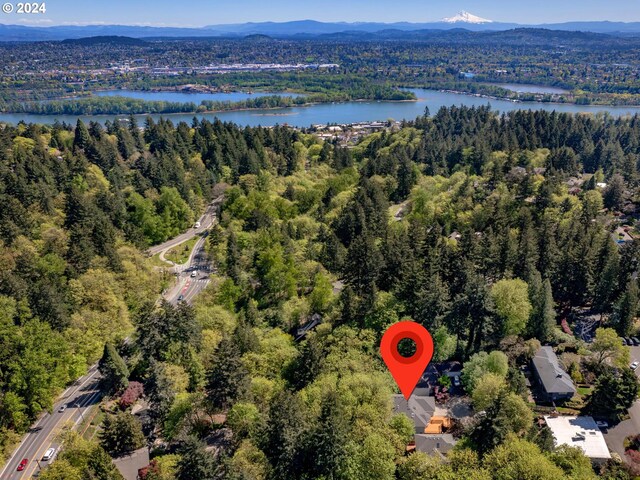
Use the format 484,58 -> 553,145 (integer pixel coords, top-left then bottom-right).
9,0 -> 640,26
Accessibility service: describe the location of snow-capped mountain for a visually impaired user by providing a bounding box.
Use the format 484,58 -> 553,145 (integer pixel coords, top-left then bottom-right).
442,11 -> 493,24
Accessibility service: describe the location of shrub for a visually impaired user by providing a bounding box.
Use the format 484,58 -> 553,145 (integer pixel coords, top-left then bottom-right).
119,381 -> 144,410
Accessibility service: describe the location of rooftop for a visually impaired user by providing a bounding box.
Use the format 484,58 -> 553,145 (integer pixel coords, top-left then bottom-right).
113,448 -> 150,480
414,433 -> 457,456
532,346 -> 576,395
544,416 -> 611,460
393,390 -> 435,432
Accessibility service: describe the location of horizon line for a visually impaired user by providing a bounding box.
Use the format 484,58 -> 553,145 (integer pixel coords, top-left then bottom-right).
3,17 -> 640,29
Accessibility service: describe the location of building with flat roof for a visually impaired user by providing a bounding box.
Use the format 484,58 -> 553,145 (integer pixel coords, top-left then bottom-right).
544,416 -> 611,463
532,346 -> 576,402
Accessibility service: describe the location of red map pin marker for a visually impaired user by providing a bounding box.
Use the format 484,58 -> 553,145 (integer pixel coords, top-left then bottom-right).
380,321 -> 434,400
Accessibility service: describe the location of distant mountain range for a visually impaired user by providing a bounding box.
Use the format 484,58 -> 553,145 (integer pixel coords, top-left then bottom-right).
2,12 -> 640,42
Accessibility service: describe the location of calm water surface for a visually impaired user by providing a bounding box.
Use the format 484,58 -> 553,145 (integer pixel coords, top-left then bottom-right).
2,89 -> 638,127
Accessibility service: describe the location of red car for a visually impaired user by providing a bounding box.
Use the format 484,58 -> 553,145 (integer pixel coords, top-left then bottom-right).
17,458 -> 28,471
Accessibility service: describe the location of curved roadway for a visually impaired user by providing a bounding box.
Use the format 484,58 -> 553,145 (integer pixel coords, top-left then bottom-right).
0,197 -> 223,478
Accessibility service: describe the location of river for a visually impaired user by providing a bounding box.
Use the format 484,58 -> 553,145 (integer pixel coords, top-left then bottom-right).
1,88 -> 638,127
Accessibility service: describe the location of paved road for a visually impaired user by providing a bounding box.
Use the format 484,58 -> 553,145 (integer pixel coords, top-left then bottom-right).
604,400 -> 640,461
147,196 -> 223,257
164,234 -> 215,305
158,196 -> 221,305
0,367 -> 102,480
1,199 -> 222,479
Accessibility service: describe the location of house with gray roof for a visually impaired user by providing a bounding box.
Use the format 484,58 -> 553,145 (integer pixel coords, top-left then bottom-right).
393,389 -> 436,433
532,346 -> 576,402
414,433 -> 457,457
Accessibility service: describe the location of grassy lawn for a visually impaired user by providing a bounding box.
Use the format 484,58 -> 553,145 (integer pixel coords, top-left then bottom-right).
149,253 -> 170,267
577,386 -> 593,396
556,406 -> 582,415
165,237 -> 199,265
81,408 -> 104,441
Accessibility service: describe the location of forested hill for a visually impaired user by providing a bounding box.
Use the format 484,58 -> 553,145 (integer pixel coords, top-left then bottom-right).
2,107 -> 640,478
0,117 -> 302,458
60,36 -> 149,46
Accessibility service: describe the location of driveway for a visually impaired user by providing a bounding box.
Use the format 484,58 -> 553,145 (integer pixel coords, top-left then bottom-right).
604,400 -> 640,461
603,348 -> 640,463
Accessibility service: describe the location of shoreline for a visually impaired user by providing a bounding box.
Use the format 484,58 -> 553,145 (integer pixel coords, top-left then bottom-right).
3,89 -> 640,122
11,86 -> 640,115
436,88 -> 640,109
3,96 -> 420,117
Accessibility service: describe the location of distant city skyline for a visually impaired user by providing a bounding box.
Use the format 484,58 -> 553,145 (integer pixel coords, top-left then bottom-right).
6,0 -> 640,27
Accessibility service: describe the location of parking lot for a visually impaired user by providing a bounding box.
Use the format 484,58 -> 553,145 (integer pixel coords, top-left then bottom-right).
629,346 -> 640,378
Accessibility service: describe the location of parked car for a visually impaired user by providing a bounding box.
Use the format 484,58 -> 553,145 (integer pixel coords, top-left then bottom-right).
631,361 -> 639,370
453,375 -> 461,387
17,458 -> 28,471
595,421 -> 609,429
625,338 -> 633,346
194,221 -> 201,229
177,295 -> 184,302
191,270 -> 197,278
632,337 -> 640,346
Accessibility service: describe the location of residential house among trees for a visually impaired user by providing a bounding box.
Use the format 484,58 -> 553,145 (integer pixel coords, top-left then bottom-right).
544,416 -> 611,463
393,389 -> 436,433
532,347 -> 577,402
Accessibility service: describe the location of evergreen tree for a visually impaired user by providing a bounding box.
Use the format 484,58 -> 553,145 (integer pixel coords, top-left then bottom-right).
145,361 -> 176,428
594,239 -> 621,315
176,436 -> 221,480
393,151 -> 418,202
259,389 -> 310,480
307,391 -> 350,479
612,281 -> 639,337
527,272 -> 556,342
98,343 -> 129,394
603,174 -> 626,211
73,119 -> 92,152
343,232 -> 383,297
587,368 -> 639,420
338,285 -> 358,326
205,337 -> 249,411
226,229 -> 242,283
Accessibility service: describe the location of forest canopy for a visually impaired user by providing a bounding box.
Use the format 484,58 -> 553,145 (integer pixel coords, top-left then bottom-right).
2,106 -> 640,478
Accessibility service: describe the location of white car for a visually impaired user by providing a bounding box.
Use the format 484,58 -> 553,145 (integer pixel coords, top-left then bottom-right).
58,404 -> 67,413
453,375 -> 461,387
631,361 -> 639,370
191,270 -> 197,278
42,448 -> 56,462
194,222 -> 201,229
